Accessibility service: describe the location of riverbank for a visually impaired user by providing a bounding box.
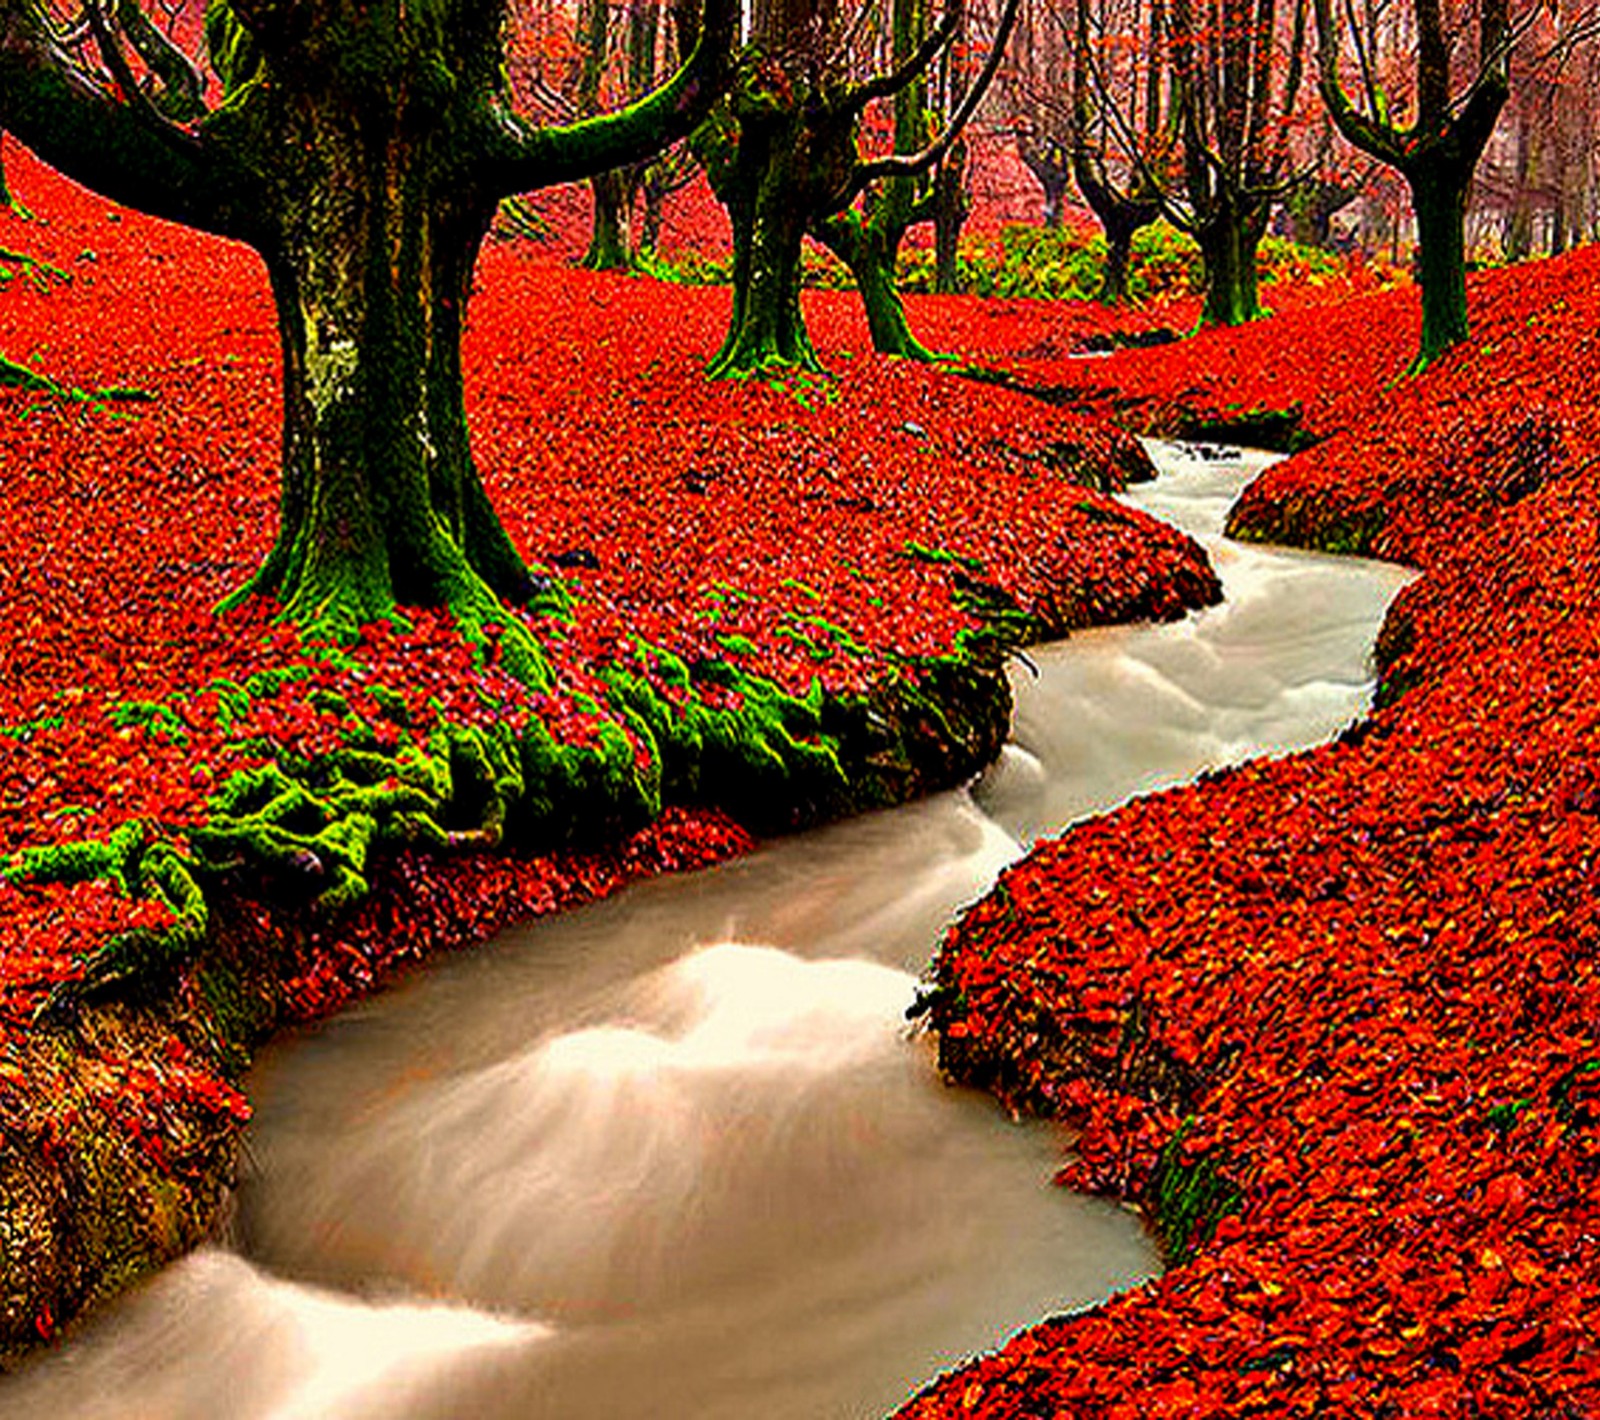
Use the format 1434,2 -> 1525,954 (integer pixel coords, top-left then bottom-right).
903,247 -> 1600,1414
0,151 -> 1221,1359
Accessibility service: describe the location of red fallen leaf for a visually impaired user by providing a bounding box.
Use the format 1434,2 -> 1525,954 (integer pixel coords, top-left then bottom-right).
1482,1171 -> 1529,1216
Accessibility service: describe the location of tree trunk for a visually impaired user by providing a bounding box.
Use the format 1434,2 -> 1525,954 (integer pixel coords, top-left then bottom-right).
815,213 -> 935,359
639,181 -> 667,257
1286,182 -> 1351,248
932,149 -> 967,294
229,112 -> 546,678
582,167 -> 635,269
1019,139 -> 1072,229
1099,212 -> 1140,305
1550,153 -> 1570,256
1407,158 -> 1472,368
1504,120 -> 1535,263
1041,172 -> 1071,228
1072,147 -> 1159,307
1196,196 -> 1267,325
1087,189 -> 1159,305
706,113 -> 821,377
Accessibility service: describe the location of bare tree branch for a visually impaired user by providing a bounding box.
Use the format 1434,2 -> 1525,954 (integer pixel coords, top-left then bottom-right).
840,0 -> 1023,198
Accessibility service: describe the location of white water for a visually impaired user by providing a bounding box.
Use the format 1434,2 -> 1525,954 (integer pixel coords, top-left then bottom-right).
0,444 -> 1413,1419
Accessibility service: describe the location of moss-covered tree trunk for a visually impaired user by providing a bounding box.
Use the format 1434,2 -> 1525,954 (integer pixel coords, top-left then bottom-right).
234,121 -> 548,670
1313,0 -> 1507,369
1067,0 -> 1161,309
582,168 -> 635,269
1407,157 -> 1473,366
706,107 -> 824,377
2,0 -> 737,649
1081,187 -> 1159,305
814,210 -> 933,359
1100,212 -> 1140,304
803,0 -> 944,360
639,181 -> 667,257
1196,196 -> 1267,326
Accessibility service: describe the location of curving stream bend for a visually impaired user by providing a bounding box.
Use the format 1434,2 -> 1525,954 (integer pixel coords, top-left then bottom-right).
0,443 -> 1414,1419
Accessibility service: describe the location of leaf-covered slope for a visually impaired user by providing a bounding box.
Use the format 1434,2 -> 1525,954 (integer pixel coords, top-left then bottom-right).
902,245 -> 1600,1418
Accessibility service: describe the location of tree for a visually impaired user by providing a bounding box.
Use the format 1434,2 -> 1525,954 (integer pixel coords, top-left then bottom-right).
1164,0 -> 1314,324
811,0 -> 968,359
1047,0 -> 1309,320
696,0 -> 1018,376
1008,0 -> 1075,225
635,141 -> 700,259
1002,0 -> 1168,302
0,0 -> 736,670
1015,124 -> 1073,229
1065,0 -> 1170,302
572,0 -> 675,268
930,133 -> 970,291
1280,140 -> 1369,247
928,20 -> 972,292
1313,0 -> 1511,366
1491,11 -> 1600,259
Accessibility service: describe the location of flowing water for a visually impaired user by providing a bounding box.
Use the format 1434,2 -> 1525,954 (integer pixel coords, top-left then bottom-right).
1,444 -> 1414,1419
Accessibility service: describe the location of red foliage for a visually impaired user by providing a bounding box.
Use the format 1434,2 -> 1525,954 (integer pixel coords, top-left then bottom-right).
899,250 -> 1600,1414
0,143 -> 1209,1196
9,127 -> 1599,1410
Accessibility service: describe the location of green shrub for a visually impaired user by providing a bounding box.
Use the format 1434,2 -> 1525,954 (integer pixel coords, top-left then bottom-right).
637,219 -> 1347,304
897,222 -> 1344,302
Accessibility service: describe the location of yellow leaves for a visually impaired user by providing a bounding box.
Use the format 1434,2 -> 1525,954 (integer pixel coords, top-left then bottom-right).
1509,1253 -> 1544,1286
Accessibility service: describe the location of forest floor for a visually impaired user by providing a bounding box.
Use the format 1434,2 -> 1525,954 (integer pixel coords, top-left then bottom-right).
899,242 -> 1600,1414
3,138 -> 1597,1413
0,148 -> 1218,1355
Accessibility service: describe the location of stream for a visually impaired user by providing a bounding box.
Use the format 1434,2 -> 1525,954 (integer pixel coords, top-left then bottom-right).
1,443 -> 1414,1419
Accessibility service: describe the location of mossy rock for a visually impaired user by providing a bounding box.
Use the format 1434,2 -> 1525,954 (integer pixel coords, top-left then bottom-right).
1174,403 -> 1318,454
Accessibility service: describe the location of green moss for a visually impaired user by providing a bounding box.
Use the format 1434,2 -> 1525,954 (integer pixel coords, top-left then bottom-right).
4,820 -> 148,896
1229,500 -> 1387,558
949,574 -> 1044,667
513,711 -> 658,844
0,713 -> 63,743
196,959 -> 269,1071
597,640 -> 1005,834
1373,664 -> 1423,712
27,599 -> 1007,1015
0,353 -> 60,395
1174,403 -> 1318,454
1553,1061 -> 1599,1124
109,699 -> 189,743
903,540 -> 985,573
1484,1096 -> 1534,1137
